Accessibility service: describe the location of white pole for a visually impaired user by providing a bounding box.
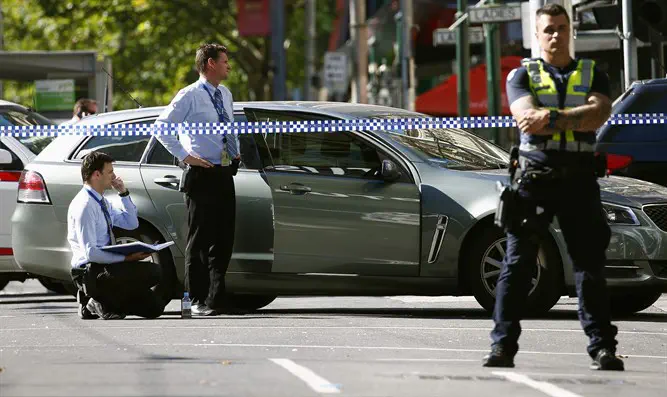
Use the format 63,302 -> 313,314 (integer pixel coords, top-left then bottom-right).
622,0 -> 638,90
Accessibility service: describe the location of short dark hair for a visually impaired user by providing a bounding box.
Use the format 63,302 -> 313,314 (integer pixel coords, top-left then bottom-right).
81,151 -> 114,182
536,3 -> 570,23
195,43 -> 228,74
73,98 -> 97,117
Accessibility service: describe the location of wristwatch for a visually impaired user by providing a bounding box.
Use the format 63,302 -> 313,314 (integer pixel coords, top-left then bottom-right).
119,189 -> 130,197
548,110 -> 559,129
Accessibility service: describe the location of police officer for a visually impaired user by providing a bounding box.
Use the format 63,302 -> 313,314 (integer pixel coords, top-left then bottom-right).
482,4 -> 624,371
154,43 -> 241,316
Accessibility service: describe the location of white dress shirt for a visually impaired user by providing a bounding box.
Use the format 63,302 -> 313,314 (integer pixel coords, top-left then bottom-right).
67,185 -> 140,268
154,76 -> 240,165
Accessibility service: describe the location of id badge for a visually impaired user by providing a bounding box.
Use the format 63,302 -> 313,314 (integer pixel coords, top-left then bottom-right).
221,142 -> 231,166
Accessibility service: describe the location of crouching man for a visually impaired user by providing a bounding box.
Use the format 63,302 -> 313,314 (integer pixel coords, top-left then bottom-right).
67,151 -> 166,319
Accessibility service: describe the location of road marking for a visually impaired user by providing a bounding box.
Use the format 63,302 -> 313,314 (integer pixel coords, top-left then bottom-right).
269,358 -> 340,394
1,325 -> 664,336
388,296 -> 478,303
376,358 -> 477,362
3,342 -> 666,360
493,371 -> 583,397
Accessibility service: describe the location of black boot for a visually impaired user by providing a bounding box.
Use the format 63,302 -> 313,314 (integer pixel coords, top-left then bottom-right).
590,348 -> 624,371
482,345 -> 515,368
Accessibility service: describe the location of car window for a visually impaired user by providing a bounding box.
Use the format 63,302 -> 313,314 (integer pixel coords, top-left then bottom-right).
0,141 -> 23,171
0,109 -> 55,155
74,135 -> 150,162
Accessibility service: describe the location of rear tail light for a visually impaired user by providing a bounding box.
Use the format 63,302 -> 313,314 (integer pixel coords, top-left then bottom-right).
17,170 -> 51,204
606,153 -> 633,173
0,171 -> 21,182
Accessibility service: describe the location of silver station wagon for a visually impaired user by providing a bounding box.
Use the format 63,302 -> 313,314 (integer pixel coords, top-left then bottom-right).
11,102 -> 667,314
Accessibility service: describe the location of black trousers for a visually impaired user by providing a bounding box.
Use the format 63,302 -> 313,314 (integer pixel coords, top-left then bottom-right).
183,165 -> 236,308
491,156 -> 618,358
72,261 -> 166,319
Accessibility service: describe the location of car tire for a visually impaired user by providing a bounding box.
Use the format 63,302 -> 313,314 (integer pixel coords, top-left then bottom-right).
609,290 -> 662,316
467,226 -> 563,316
227,294 -> 277,311
0,276 -> 9,291
37,277 -> 70,295
113,224 -> 180,299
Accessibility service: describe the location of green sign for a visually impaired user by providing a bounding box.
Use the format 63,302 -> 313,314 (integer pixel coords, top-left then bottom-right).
34,80 -> 75,111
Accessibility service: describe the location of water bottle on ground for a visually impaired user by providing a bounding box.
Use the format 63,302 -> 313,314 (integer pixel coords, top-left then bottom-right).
181,292 -> 192,319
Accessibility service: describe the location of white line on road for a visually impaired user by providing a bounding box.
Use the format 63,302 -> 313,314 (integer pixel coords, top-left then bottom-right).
3,342 -> 666,360
1,325 -> 664,336
376,358 -> 478,362
493,371 -> 583,397
269,358 -> 340,394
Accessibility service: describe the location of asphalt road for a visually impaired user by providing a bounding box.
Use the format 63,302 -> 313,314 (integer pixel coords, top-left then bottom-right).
0,280 -> 666,397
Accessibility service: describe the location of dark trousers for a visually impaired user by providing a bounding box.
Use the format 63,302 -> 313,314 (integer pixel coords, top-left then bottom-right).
491,157 -> 618,358
183,165 -> 236,308
72,261 -> 166,319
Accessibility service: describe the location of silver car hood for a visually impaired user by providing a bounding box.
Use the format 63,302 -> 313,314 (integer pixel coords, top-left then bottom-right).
471,169 -> 667,208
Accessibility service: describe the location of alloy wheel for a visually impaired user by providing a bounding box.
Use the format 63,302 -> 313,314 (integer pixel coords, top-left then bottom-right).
480,237 -> 543,297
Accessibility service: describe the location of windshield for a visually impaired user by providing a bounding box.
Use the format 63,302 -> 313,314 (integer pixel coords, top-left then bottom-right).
373,115 -> 509,170
0,108 -> 56,155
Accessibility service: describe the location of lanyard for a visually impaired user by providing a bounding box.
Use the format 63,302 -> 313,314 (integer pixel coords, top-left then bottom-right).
85,189 -> 114,245
201,83 -> 228,144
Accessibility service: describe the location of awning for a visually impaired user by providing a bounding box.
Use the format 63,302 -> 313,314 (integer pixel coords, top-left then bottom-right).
416,56 -> 523,116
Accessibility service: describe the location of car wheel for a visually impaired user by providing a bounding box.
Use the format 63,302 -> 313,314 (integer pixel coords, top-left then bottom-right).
609,290 -> 662,316
227,294 -> 277,311
38,277 -> 70,295
113,224 -> 180,299
467,226 -> 563,316
0,276 -> 9,291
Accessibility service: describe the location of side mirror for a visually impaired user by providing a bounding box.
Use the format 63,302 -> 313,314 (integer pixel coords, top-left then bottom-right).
380,159 -> 401,182
0,149 -> 13,165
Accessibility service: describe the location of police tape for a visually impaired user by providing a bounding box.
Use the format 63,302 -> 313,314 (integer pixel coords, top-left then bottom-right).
0,113 -> 665,137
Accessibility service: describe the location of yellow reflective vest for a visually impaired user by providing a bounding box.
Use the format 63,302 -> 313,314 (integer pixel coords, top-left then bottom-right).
522,58 -> 596,152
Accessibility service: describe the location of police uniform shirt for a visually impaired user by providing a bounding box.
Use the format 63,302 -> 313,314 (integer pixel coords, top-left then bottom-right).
506,58 -> 611,164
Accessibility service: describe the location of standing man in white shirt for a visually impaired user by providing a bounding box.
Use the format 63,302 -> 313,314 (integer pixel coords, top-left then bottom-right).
68,151 -> 166,320
154,43 -> 242,316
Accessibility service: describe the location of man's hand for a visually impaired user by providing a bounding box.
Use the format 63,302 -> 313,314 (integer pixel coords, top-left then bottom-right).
125,252 -> 152,262
515,108 -> 550,134
111,176 -> 127,194
183,154 -> 213,168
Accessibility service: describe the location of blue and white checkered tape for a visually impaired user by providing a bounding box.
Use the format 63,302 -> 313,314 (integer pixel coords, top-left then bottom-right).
0,114 -> 665,137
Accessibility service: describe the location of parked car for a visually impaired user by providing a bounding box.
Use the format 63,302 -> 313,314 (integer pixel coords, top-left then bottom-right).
0,100 -> 67,293
11,102 -> 667,314
597,77 -> 667,186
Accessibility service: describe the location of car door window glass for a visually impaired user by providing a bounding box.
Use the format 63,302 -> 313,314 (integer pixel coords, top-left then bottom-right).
74,135 -> 150,162
0,141 -> 23,171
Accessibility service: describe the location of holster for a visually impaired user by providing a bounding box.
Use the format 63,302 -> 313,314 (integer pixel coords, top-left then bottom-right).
70,264 -> 100,298
494,146 -> 521,232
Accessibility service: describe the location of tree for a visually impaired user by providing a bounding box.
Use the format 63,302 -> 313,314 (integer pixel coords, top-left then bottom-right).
2,0 -> 337,110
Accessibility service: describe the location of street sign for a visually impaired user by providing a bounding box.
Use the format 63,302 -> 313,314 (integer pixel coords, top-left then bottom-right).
469,3 -> 522,24
323,52 -> 349,94
34,79 -> 75,112
433,27 -> 485,45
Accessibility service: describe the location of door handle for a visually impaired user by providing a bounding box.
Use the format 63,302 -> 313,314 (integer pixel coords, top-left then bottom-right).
154,176 -> 180,188
279,183 -> 312,195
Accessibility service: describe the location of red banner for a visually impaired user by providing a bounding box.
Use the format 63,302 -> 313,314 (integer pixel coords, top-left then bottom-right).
237,0 -> 271,37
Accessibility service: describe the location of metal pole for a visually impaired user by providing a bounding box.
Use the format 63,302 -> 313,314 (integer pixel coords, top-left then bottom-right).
622,0 -> 638,91
271,0 -> 287,100
305,0 -> 316,100
356,0 -> 368,103
456,0 -> 470,117
400,0 -> 415,111
485,0 -> 501,142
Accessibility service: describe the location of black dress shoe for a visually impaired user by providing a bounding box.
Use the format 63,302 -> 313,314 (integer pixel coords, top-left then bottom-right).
482,345 -> 515,368
191,304 -> 218,316
77,290 -> 98,320
590,348 -> 624,371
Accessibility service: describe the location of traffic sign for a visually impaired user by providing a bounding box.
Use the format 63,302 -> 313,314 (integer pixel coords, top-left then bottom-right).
323,52 -> 349,94
469,3 -> 521,24
433,27 -> 485,46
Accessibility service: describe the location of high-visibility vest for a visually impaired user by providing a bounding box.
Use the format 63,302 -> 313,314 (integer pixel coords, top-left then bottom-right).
522,58 -> 596,152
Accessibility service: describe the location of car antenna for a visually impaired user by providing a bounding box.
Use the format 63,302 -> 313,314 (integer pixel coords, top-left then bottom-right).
100,65 -> 143,109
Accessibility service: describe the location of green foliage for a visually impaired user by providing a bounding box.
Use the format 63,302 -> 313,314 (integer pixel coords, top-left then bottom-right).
2,0 -> 337,110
